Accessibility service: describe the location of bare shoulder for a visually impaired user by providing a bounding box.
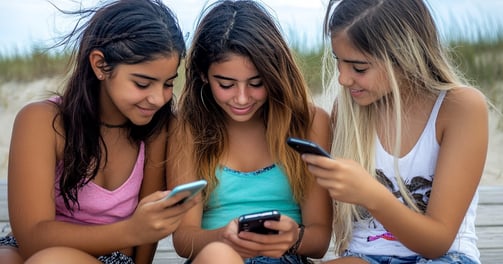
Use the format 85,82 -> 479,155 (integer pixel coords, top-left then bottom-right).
439,86 -> 488,138
310,104 -> 330,128
442,87 -> 488,116
14,100 -> 60,130
308,104 -> 331,149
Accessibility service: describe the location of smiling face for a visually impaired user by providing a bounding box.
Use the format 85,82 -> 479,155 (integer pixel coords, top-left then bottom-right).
100,54 -> 180,126
331,32 -> 391,106
207,53 -> 268,123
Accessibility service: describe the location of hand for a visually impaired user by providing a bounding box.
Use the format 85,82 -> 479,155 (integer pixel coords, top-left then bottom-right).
302,154 -> 386,207
127,190 -> 200,245
223,215 -> 298,258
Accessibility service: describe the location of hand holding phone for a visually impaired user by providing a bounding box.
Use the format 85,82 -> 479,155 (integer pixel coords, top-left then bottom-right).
238,210 -> 281,235
163,180 -> 207,205
286,137 -> 331,158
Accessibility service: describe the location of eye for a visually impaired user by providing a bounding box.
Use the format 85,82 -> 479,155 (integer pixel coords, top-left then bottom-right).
135,82 -> 150,89
219,82 -> 234,89
164,81 -> 174,88
353,66 -> 368,73
249,80 -> 263,88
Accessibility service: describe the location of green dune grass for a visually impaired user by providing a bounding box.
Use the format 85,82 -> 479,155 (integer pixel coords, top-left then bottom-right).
1,18 -> 502,110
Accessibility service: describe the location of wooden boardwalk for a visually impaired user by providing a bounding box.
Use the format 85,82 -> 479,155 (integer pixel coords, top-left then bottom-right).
1,179 -> 502,263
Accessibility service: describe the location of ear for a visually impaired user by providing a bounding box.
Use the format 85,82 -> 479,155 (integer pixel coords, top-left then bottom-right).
89,50 -> 106,80
200,73 -> 208,83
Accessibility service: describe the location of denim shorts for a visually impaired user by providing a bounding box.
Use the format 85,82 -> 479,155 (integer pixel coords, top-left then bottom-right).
0,235 -> 133,264
244,254 -> 311,264
343,250 -> 478,264
185,254 -> 310,264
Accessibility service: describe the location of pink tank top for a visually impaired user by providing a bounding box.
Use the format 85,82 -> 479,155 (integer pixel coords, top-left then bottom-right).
54,142 -> 145,224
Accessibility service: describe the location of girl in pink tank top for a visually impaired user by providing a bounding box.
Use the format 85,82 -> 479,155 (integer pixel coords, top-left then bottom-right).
1,1 -> 213,264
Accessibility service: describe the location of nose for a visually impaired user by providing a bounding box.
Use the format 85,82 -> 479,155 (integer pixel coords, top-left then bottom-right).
235,84 -> 250,105
147,85 -> 172,107
338,66 -> 354,87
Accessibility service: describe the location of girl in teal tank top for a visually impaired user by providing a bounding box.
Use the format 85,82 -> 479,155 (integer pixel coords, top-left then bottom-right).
168,1 -> 333,263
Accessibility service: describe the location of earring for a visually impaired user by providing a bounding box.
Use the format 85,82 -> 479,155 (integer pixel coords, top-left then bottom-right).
98,74 -> 104,80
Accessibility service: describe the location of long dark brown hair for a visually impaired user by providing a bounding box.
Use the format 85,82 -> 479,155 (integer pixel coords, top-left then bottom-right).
53,0 -> 185,211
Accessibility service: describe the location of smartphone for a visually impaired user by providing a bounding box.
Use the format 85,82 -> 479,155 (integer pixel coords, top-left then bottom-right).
286,137 -> 331,158
163,180 -> 208,205
238,210 -> 281,235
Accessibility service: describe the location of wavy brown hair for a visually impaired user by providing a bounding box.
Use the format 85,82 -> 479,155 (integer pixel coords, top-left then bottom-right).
175,0 -> 314,202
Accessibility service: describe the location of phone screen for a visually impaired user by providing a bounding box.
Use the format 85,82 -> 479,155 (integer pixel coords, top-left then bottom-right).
238,210 -> 281,234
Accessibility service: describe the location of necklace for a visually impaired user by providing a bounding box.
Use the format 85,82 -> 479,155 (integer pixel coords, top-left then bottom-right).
100,121 -> 129,128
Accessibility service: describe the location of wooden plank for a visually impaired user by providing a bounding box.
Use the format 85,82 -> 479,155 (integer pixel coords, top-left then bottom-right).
0,200 -> 7,221
477,185 -> 503,204
476,204 -> 503,226
476,226 -> 503,249
479,248 -> 502,264
1,181 -> 503,263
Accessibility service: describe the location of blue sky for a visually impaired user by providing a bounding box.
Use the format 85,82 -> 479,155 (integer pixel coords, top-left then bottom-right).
0,0 -> 502,55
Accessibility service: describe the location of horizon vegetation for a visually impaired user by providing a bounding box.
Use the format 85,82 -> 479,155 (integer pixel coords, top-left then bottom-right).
0,18 -> 502,112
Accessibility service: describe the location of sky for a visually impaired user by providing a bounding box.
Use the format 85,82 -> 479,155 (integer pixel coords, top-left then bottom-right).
0,0 -> 502,55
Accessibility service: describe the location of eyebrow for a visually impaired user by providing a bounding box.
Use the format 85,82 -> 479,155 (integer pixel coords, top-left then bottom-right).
212,74 -> 261,81
131,72 -> 179,81
333,54 -> 370,65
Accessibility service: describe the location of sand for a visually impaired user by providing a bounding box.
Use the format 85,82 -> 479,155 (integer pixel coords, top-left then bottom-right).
1,78 -> 502,185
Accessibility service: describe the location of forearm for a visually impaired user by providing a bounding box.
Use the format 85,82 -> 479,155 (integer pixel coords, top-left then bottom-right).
296,223 -> 332,259
134,242 -> 158,264
367,191 -> 457,258
16,219 -> 137,258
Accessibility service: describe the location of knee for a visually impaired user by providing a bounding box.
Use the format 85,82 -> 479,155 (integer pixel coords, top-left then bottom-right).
194,242 -> 243,264
0,246 -> 24,264
25,246 -> 98,264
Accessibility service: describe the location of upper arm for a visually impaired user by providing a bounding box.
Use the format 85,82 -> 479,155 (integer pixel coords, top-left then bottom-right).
298,105 -> 333,254
8,101 -> 60,241
165,118 -> 203,225
140,125 -> 168,199
307,105 -> 332,152
427,87 -> 488,235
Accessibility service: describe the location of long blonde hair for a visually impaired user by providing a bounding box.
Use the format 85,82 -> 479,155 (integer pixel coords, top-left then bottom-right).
322,0 -> 468,254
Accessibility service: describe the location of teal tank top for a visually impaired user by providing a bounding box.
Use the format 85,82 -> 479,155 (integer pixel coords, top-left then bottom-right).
202,164 -> 301,229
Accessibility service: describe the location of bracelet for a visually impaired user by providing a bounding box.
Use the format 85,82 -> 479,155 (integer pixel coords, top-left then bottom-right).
286,223 -> 305,255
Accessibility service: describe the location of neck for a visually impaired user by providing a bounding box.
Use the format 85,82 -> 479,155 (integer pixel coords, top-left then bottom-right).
100,121 -> 128,129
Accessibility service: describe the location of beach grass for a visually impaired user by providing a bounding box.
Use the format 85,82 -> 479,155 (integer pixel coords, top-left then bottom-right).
1,20 -> 502,110
0,46 -> 70,84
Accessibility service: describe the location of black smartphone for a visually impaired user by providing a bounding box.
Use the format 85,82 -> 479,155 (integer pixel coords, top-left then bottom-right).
286,137 -> 331,158
238,210 -> 281,235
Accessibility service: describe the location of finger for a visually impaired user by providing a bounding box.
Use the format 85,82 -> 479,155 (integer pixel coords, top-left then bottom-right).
301,153 -> 332,166
223,236 -> 256,258
141,190 -> 170,204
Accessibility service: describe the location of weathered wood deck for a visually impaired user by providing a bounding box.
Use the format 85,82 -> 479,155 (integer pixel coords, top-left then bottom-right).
1,179 -> 502,263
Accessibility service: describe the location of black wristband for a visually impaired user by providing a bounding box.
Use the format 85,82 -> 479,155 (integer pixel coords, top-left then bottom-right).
286,223 -> 305,255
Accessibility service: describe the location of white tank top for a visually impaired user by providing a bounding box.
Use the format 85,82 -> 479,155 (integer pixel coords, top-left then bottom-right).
348,91 -> 480,263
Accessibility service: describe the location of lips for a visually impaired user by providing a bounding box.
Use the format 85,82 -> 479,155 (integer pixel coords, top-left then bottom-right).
350,89 -> 365,96
137,105 -> 158,117
230,104 -> 254,115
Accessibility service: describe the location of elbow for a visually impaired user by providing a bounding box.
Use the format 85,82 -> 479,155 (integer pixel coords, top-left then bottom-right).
172,232 -> 196,259
413,238 -> 453,259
